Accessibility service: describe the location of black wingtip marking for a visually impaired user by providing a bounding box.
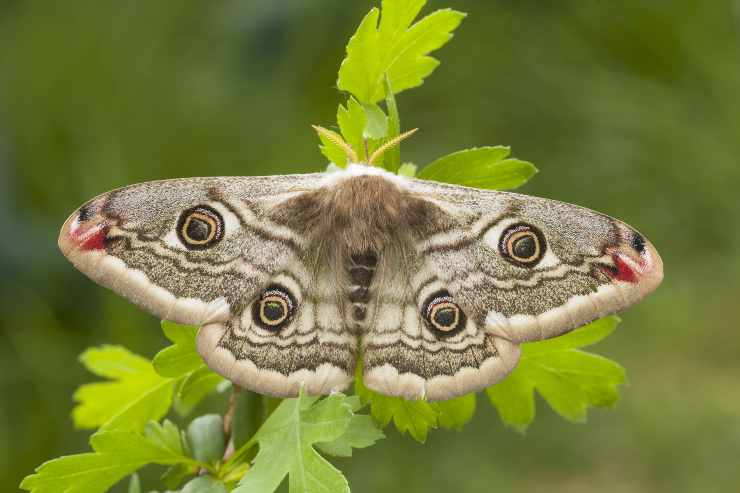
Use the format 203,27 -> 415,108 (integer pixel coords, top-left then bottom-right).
631,232 -> 646,254
78,203 -> 97,222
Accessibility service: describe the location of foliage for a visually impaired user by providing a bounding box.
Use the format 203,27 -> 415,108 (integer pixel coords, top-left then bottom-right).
486,316 -> 624,432
21,0 -> 628,492
337,0 -> 465,104
232,392 -> 383,493
417,147 -> 537,191
20,421 -> 200,493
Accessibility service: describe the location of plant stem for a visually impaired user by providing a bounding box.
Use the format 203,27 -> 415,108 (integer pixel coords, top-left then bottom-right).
384,74 -> 401,172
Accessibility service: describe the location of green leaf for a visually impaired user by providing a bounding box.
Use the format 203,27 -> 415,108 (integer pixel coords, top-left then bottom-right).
144,420 -> 186,457
432,394 -> 476,430
338,97 -> 367,161
418,147 -> 538,190
486,316 -> 625,432
355,369 -> 438,443
174,366 -> 225,416
397,162 -> 417,177
20,427 -> 196,493
181,476 -> 229,493
362,103 -> 388,139
73,345 -> 175,432
232,391 -> 267,451
337,0 -> 466,103
153,322 -> 203,378
484,370 -> 534,432
187,415 -> 226,465
316,396 -> 384,457
233,391 -> 369,493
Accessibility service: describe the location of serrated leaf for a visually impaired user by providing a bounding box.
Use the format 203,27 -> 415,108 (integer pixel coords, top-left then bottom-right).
144,420 -> 186,457
315,415 -> 384,457
315,397 -> 384,457
337,0 -> 465,103
418,147 -> 538,190
355,369 -> 438,443
73,346 -> 175,432
432,394 -> 476,430
233,391 -> 362,493
175,366 -> 224,416
338,97 -> 367,161
316,97 -> 369,167
20,428 -> 196,493
153,322 -> 202,378
484,370 -> 534,433
486,316 -> 625,431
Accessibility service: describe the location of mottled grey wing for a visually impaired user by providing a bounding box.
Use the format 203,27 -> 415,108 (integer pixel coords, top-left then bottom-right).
404,178 -> 662,345
361,247 -> 521,401
59,175 -> 356,397
362,178 -> 662,401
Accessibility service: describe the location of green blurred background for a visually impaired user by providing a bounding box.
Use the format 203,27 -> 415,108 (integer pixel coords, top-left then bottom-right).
1,0 -> 738,491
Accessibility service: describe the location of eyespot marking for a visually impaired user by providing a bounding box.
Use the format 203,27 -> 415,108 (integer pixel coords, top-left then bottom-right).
252,285 -> 296,331
499,223 -> 546,267
176,205 -> 224,249
422,290 -> 466,337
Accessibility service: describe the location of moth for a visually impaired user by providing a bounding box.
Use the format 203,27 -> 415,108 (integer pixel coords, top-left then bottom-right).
59,134 -> 663,401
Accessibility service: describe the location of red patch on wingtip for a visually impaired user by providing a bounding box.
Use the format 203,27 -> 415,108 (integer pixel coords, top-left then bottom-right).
612,254 -> 638,283
75,225 -> 109,251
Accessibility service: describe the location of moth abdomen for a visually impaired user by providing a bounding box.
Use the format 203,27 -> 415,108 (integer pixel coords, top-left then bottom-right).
347,252 -> 378,324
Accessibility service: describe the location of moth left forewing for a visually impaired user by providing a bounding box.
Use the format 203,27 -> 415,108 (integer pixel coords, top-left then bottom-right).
404,179 -> 663,344
59,174 -> 324,327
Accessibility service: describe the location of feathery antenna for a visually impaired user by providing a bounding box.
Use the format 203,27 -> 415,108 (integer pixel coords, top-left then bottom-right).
368,128 -> 418,166
312,124 -> 418,166
312,125 -> 359,163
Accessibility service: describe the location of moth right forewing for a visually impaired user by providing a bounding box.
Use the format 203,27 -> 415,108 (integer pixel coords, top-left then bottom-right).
403,179 -> 662,344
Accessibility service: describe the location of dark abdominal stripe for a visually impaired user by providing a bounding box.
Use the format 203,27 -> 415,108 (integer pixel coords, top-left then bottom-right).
348,253 -> 377,323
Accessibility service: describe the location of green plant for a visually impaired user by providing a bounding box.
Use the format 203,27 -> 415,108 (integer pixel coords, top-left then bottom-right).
20,1 -> 625,492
